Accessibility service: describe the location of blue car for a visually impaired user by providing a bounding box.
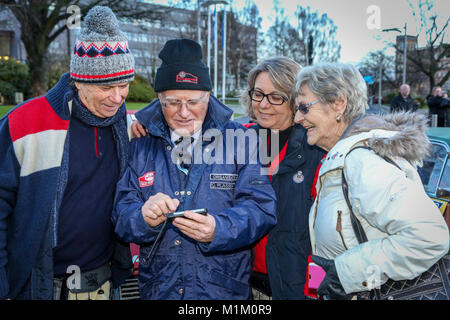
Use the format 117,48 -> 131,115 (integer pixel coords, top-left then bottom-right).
418,127 -> 450,225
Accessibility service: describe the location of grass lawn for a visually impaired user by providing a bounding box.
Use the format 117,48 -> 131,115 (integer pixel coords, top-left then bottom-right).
0,102 -> 149,119
0,105 -> 14,119
0,99 -> 243,118
126,101 -> 149,110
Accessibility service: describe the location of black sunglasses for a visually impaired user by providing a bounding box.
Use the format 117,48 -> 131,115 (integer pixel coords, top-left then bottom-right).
295,100 -> 319,114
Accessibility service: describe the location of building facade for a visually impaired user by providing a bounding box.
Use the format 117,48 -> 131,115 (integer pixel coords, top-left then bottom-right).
0,1 -> 257,95
395,34 -> 449,95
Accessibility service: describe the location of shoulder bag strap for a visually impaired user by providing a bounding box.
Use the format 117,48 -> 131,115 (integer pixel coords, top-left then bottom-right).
341,146 -> 402,245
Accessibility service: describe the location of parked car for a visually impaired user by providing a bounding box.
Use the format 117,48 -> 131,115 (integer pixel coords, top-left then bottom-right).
118,243 -> 140,300
418,127 -> 450,226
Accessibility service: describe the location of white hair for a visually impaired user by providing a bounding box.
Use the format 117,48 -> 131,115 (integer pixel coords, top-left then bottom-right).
293,62 -> 368,122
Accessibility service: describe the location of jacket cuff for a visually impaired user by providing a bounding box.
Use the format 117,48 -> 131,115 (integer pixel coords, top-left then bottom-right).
0,268 -> 10,299
335,247 -> 379,294
134,208 -> 165,239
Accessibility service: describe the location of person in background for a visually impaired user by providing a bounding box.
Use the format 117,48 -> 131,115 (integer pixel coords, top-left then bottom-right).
240,56 -> 325,300
113,38 -> 277,300
0,6 -> 135,300
427,86 -> 450,127
293,62 -> 449,300
390,84 -> 418,113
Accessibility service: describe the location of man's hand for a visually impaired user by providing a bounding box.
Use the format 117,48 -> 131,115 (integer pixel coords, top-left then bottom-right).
172,210 -> 216,243
131,120 -> 148,138
142,193 -> 179,227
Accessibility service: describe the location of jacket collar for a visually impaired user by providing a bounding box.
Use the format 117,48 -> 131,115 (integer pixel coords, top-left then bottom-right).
319,111 -> 431,175
319,129 -> 398,175
45,72 -> 74,121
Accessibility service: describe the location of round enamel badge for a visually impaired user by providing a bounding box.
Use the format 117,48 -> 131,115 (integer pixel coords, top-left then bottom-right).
293,170 -> 304,183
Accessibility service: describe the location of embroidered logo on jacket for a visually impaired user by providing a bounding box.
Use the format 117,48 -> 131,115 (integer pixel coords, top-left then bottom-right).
176,71 -> 198,84
209,173 -> 238,190
139,171 -> 155,187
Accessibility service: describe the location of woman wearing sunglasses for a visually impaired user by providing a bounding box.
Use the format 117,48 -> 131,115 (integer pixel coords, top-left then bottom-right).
293,62 -> 449,300
240,57 -> 325,300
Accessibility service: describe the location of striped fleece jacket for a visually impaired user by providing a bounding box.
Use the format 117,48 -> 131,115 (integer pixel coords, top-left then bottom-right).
0,73 -> 132,299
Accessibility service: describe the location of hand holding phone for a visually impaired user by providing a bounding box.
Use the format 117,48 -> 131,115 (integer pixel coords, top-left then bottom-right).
171,208 -> 215,243
308,262 -> 326,290
166,208 -> 207,219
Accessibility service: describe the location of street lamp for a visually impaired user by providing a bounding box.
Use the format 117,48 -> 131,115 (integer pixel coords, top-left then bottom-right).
378,55 -> 383,112
383,23 -> 407,84
200,0 -> 229,98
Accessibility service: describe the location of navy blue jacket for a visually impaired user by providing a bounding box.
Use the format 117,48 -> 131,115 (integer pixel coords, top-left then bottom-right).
254,124 -> 325,299
113,96 -> 277,299
0,74 -> 131,300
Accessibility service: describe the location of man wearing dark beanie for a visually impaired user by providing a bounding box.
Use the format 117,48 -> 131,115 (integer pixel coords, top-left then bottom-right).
0,6 -> 135,300
113,38 -> 277,300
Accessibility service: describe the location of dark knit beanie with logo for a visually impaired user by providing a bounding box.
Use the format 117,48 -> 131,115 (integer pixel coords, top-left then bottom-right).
154,38 -> 212,92
70,6 -> 135,84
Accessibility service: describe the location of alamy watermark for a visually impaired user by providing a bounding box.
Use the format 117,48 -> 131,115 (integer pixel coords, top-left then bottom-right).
170,126 -> 280,175
66,265 -> 81,290
66,5 -> 81,30
366,5 -> 381,30
365,264 -> 383,290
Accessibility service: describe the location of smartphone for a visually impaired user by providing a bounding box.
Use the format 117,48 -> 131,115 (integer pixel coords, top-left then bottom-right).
166,208 -> 208,219
308,262 -> 326,290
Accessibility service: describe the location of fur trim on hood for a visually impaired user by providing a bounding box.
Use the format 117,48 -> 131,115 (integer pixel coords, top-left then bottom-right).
343,111 -> 431,164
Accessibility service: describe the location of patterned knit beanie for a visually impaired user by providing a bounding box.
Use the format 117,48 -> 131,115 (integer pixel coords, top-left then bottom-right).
154,38 -> 211,92
70,6 -> 135,84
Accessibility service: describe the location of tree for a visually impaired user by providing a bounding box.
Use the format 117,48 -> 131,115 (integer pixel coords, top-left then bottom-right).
263,5 -> 301,60
127,74 -> 156,102
294,6 -> 341,65
393,0 -> 449,94
358,50 -> 398,104
0,0 -> 170,97
226,1 -> 260,89
0,58 -> 30,104
358,50 -> 397,89
263,4 -> 341,66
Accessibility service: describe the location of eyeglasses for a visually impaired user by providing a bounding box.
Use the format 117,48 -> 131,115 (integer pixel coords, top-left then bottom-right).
160,92 -> 209,111
295,100 -> 319,114
248,89 -> 287,106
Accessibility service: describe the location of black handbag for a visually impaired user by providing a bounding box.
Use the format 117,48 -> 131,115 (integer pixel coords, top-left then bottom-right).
341,146 -> 450,300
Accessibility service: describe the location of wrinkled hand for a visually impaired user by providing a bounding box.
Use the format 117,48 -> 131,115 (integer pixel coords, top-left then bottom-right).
131,120 -> 148,138
311,255 -> 353,300
172,210 -> 216,243
142,193 -> 179,227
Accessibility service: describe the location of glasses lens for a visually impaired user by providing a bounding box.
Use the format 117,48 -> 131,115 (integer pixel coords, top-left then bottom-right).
267,94 -> 285,105
164,99 -> 181,109
296,103 -> 309,114
250,90 -> 263,102
296,100 -> 319,114
186,99 -> 202,109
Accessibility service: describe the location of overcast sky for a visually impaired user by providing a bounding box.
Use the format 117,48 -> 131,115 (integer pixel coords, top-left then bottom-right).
146,0 -> 449,64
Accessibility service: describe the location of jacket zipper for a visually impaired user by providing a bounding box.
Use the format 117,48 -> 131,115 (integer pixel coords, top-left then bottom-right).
312,176 -> 325,254
336,210 -> 348,250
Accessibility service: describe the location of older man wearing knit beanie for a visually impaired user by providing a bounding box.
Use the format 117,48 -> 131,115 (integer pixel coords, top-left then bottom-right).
114,38 -> 277,300
0,6 -> 135,300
